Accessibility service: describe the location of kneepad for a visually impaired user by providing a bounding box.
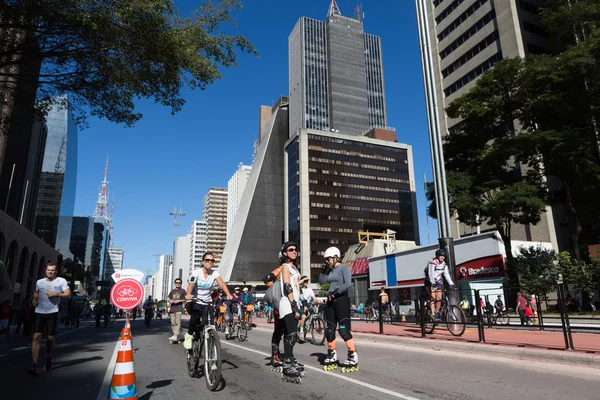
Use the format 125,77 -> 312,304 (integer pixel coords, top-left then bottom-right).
325,327 -> 336,342
284,332 -> 297,347
338,324 -> 353,341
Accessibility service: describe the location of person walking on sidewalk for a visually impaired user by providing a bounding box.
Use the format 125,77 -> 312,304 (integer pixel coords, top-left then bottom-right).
516,293 -> 528,325
319,247 -> 358,372
28,262 -> 71,374
167,278 -> 187,342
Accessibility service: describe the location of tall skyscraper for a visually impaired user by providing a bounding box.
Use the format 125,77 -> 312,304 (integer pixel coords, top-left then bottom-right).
105,247 -> 124,278
174,233 -> 191,283
227,163 -> 252,239
203,188 -> 228,267
154,254 -> 173,301
417,0 -> 565,248
189,220 -> 207,276
289,2 -> 387,136
33,97 -> 78,247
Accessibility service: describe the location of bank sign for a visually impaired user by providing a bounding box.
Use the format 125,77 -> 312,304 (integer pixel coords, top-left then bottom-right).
455,254 -> 505,280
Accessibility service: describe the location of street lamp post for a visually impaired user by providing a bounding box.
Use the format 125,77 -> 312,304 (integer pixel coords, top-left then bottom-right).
415,0 -> 458,303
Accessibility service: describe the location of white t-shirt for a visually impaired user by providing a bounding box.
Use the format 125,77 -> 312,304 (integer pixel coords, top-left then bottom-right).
301,287 -> 316,303
189,268 -> 220,304
35,277 -> 69,314
279,263 -> 300,318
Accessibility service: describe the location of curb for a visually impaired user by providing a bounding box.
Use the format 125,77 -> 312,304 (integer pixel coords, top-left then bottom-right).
251,322 -> 600,368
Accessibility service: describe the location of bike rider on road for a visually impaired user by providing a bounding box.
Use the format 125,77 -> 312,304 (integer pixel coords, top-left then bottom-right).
427,249 -> 455,321
240,287 -> 255,323
298,276 -> 316,342
143,296 -> 155,327
183,252 -> 232,350
319,247 -> 358,371
225,287 -> 241,336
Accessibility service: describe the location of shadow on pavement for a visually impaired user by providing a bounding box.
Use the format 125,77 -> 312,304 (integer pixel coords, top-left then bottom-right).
310,352 -> 327,363
53,355 -> 104,370
138,379 -> 174,400
221,359 -> 239,370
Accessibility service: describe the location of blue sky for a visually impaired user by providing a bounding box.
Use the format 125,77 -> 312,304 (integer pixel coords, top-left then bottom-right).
73,0 -> 438,275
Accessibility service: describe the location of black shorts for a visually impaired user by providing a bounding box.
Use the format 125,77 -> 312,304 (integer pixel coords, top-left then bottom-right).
34,312 -> 59,336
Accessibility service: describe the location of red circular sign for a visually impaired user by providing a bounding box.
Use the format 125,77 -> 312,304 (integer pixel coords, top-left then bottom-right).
110,278 -> 144,311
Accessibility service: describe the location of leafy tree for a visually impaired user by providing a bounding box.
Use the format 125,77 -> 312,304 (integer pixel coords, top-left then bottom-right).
556,251 -> 600,294
442,59 -> 549,285
0,0 -> 257,128
513,245 -> 557,307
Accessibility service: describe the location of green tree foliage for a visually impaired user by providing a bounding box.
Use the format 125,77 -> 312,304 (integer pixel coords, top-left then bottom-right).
556,251 -> 600,293
0,0 -> 257,126
514,246 -> 557,305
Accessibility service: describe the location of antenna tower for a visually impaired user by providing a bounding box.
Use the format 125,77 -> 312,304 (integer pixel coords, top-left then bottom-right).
328,0 -> 341,17
354,3 -> 363,23
94,155 -> 110,221
169,207 -> 186,240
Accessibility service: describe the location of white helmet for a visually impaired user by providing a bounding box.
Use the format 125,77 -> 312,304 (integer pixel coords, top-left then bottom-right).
324,247 -> 341,259
243,287 -> 248,292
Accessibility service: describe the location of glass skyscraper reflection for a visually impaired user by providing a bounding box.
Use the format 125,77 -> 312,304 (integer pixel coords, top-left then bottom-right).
34,96 -> 78,248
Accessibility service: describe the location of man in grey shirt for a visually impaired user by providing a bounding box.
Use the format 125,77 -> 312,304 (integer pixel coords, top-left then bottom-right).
319,247 -> 358,372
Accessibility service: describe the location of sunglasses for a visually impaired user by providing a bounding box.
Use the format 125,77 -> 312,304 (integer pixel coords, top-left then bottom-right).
175,282 -> 182,285
203,259 -> 215,262
286,248 -> 297,253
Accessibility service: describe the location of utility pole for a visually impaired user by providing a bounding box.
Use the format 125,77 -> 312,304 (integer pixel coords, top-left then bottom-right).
415,0 -> 458,304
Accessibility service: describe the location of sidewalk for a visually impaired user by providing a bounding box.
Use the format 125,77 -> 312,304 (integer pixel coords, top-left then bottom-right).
350,321 -> 600,353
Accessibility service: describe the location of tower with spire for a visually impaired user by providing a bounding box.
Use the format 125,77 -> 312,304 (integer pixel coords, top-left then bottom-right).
94,155 -> 110,222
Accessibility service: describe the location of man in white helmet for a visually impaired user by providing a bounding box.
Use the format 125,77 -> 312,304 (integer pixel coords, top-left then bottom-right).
318,247 -> 358,372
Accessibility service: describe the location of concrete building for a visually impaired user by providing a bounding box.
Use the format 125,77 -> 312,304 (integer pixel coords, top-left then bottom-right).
105,247 -> 124,279
220,98 -> 289,285
203,188 -> 228,267
33,97 -> 79,248
286,128 -> 419,281
174,233 -> 191,283
227,163 -> 252,239
153,254 -> 173,301
289,4 -> 387,136
144,275 -> 154,302
417,0 -> 568,250
189,220 -> 207,276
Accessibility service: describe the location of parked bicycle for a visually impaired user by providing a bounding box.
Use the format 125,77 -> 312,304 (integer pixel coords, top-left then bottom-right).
299,304 -> 325,345
186,299 -> 222,391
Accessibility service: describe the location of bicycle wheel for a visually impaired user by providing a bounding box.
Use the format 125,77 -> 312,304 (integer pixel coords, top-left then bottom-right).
247,314 -> 253,330
310,315 -> 326,346
424,313 -> 436,334
497,312 -> 509,325
446,305 -> 466,336
204,330 -> 222,391
187,339 -> 200,377
237,322 -> 248,342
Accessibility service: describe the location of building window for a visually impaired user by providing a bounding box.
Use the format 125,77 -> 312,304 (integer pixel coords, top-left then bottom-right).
441,31 -> 499,78
519,1 -> 539,15
437,0 -> 489,42
435,0 -> 466,25
523,21 -> 548,38
444,52 -> 503,97
527,43 -> 548,55
439,10 -> 496,60
433,0 -> 445,7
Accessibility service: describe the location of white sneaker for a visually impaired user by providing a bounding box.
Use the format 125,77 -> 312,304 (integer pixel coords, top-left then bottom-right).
168,335 -> 177,341
183,333 -> 193,350
225,327 -> 230,335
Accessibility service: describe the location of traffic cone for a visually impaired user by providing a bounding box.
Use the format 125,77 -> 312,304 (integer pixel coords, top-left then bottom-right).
533,310 -> 539,325
109,330 -> 137,399
401,310 -> 406,322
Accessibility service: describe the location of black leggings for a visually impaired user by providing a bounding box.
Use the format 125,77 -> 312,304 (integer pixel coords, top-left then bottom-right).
271,310 -> 283,353
186,303 -> 211,335
325,294 -> 352,342
281,312 -> 297,359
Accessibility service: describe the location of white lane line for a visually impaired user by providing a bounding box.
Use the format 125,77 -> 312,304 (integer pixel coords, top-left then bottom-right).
11,346 -> 28,351
95,339 -> 120,400
221,341 -> 421,400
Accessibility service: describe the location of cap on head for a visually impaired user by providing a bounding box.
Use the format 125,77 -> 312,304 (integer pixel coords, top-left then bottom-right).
234,287 -> 240,291
323,247 -> 341,259
243,287 -> 248,292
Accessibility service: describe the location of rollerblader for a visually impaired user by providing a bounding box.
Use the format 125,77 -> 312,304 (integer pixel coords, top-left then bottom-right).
319,247 -> 359,373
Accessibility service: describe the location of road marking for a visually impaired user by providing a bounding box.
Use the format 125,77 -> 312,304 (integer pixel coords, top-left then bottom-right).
11,346 -> 28,351
95,339 -> 120,400
221,341 -> 421,400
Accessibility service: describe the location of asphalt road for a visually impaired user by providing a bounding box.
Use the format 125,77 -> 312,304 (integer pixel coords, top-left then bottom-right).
1,316 -> 599,400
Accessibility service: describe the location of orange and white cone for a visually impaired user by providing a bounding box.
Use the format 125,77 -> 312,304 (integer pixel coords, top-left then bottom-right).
533,310 -> 539,325
109,330 -> 137,399
401,310 -> 406,322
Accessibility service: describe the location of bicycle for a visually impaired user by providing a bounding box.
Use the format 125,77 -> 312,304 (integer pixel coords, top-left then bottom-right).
186,299 -> 222,391
243,303 -> 254,330
486,308 -> 510,326
423,290 -> 466,336
303,304 -> 325,346
225,304 -> 248,342
216,305 -> 227,332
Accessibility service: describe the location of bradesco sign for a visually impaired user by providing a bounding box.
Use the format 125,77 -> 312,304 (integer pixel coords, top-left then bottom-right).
111,269 -> 144,283
456,254 -> 505,280
110,278 -> 144,311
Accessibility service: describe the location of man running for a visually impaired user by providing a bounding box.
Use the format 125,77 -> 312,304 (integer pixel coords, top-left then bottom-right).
28,262 -> 71,374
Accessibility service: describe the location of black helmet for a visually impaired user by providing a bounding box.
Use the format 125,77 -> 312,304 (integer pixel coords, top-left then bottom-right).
281,241 -> 298,252
435,249 -> 447,258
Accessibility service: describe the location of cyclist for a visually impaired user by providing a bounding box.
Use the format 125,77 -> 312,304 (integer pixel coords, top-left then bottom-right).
143,296 -> 154,327
460,296 -> 470,311
183,252 -> 232,350
494,295 -> 504,314
278,241 -> 304,382
298,276 -> 316,342
240,287 -> 255,324
427,249 -> 455,321
319,247 -> 358,371
225,287 -> 241,336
